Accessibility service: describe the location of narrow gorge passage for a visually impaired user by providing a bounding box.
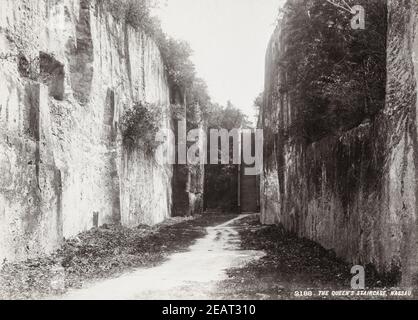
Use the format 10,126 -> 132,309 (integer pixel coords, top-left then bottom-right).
58,215 -> 265,300
2,0 -> 418,303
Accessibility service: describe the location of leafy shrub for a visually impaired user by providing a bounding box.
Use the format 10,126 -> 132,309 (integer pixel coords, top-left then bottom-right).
121,101 -> 162,153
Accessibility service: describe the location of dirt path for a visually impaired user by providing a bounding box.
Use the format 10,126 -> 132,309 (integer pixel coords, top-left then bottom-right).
0,214 -> 235,299
53,214 -> 385,300
3,213 -> 403,300
58,215 -> 265,300
216,215 -> 405,300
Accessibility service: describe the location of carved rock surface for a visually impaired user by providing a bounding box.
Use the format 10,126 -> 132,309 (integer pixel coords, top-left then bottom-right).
0,0 -> 172,262
260,0 -> 418,284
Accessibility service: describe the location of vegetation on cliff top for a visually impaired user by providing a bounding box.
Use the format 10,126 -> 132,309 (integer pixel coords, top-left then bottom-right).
279,0 -> 387,142
96,0 -> 209,110
97,0 -> 213,153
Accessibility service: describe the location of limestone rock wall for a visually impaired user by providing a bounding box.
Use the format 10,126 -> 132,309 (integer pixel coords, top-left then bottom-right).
0,0 -> 172,262
260,0 -> 418,284
171,97 -> 205,217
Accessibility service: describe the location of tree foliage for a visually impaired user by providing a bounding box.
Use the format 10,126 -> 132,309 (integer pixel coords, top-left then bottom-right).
280,0 -> 387,142
204,102 -> 250,211
96,0 -> 210,104
206,101 -> 252,131
99,0 -> 213,154
96,0 -> 159,32
253,92 -> 264,112
159,38 -> 196,89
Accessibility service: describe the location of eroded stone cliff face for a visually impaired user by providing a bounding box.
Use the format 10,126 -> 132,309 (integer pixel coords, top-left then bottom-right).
172,101 -> 205,217
0,0 -> 175,262
260,0 -> 418,284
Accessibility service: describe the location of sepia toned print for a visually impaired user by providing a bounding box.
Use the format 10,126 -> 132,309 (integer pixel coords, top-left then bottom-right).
0,0 -> 417,302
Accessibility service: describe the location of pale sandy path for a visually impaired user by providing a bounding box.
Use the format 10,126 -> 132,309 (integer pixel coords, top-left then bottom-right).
58,214 -> 265,300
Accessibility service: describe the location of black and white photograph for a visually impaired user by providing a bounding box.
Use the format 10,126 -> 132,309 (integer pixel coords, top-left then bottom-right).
0,0 -> 417,306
